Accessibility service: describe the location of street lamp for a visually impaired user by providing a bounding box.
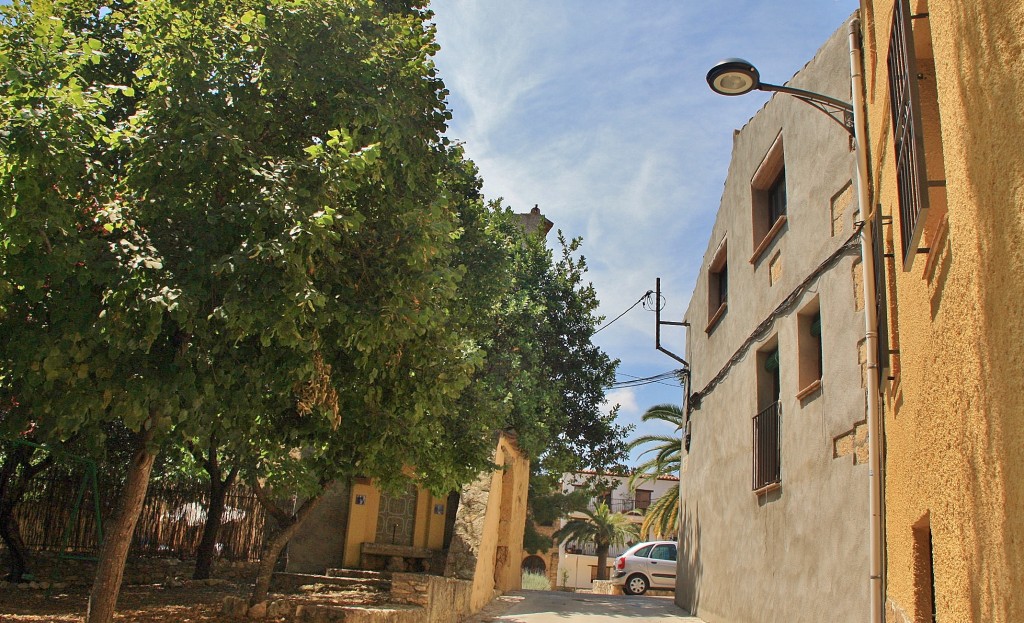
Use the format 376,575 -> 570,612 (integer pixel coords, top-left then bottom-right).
706,58 -> 854,135
705,23 -> 883,623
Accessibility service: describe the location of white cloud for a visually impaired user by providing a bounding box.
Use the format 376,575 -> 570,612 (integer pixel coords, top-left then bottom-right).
602,388 -> 639,418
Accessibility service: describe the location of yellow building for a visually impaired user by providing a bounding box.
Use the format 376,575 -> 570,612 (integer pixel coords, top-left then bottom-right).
858,1 -> 1024,621
287,432 -> 530,609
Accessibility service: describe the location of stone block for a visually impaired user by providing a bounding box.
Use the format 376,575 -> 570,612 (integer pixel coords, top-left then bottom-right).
222,595 -> 248,618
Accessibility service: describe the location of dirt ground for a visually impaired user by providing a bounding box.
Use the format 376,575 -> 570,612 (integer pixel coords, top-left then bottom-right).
0,582 -> 387,623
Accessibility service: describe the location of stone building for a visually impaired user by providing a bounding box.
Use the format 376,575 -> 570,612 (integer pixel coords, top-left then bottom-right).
857,1 -> 1024,621
676,23 -> 870,623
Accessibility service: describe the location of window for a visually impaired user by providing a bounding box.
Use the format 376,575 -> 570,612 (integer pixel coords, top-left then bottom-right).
797,301 -> 823,398
888,0 -> 929,267
889,0 -> 949,271
633,489 -> 652,510
649,544 -> 676,561
633,544 -> 654,558
768,169 -> 787,227
753,343 -> 782,491
706,239 -> 728,331
750,134 -> 787,263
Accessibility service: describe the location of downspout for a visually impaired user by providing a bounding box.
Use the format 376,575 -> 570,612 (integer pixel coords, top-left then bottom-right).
849,16 -> 884,623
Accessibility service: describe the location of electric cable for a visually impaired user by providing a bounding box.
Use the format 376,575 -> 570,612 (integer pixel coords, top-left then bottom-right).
609,369 -> 685,389
594,290 -> 656,335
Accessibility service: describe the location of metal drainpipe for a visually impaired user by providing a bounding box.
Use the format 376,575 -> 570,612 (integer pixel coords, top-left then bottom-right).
849,16 -> 884,623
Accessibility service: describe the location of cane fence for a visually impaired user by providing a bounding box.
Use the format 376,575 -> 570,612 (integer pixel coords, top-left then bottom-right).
11,475 -> 267,561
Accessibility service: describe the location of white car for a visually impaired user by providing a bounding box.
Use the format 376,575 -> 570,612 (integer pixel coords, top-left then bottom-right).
611,540 -> 677,595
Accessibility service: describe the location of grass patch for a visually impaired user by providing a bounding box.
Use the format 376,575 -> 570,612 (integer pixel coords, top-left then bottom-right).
521,570 -> 551,591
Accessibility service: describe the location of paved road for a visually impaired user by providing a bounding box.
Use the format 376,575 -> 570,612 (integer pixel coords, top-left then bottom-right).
465,590 -> 706,623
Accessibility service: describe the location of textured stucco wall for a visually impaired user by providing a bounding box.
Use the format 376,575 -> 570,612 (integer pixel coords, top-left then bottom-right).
287,480 -> 352,573
444,434 -> 529,612
676,22 -> 870,623
859,1 -> 1024,622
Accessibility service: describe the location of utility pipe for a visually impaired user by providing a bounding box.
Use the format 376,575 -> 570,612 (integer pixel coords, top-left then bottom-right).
848,16 -> 884,623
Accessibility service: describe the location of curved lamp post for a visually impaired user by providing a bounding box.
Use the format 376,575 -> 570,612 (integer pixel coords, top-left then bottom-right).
705,26 -> 883,623
706,58 -> 854,135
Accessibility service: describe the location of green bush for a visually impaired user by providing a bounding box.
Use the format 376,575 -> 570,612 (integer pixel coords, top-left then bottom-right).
521,570 -> 551,591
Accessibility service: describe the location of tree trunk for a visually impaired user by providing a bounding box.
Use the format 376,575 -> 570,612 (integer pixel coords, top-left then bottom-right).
0,503 -> 28,582
248,480 -> 328,606
0,441 -> 53,581
86,427 -> 157,623
595,544 -> 610,580
193,437 -> 237,581
193,478 -> 227,580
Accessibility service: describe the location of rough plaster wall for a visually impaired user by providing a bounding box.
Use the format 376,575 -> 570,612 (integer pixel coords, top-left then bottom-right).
678,22 -> 870,623
444,436 -> 529,612
861,1 -> 1024,621
286,480 -> 351,573
443,468 -> 492,582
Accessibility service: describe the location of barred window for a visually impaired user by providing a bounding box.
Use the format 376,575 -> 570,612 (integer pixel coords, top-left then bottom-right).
887,0 -> 930,268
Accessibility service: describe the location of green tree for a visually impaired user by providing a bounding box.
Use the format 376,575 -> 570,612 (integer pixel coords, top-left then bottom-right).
627,404 -> 683,539
0,0 -> 495,619
552,501 -> 638,580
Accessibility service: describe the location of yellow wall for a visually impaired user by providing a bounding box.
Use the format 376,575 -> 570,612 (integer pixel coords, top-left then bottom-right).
859,1 -> 1024,621
467,434 -> 530,611
343,478 -> 383,568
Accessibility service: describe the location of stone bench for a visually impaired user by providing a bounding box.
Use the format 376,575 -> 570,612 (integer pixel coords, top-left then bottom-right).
359,543 -> 437,573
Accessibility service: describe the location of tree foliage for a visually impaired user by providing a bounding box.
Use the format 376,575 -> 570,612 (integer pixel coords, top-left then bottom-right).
552,501 -> 638,581
0,0 -> 628,616
626,403 -> 683,539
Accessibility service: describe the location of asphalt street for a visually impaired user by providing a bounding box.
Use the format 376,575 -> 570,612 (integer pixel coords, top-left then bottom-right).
464,590 -> 707,623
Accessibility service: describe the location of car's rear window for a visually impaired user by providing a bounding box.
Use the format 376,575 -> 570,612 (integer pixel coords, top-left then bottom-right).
633,544 -> 654,558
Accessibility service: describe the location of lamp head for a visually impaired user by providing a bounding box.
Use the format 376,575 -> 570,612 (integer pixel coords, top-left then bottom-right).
706,58 -> 761,96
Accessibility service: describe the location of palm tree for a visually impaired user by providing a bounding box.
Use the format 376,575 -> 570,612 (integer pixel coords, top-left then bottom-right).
627,403 -> 683,540
552,501 -> 639,580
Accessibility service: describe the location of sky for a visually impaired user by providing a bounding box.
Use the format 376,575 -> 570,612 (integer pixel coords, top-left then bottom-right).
429,0 -> 859,465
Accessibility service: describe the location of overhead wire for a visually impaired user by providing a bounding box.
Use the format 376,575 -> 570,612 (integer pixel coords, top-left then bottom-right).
609,369 -> 685,389
593,290 -> 657,335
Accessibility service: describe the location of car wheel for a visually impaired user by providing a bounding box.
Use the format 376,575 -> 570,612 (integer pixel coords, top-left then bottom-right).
623,573 -> 649,595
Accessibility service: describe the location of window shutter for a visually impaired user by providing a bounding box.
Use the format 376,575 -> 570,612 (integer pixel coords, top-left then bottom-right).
764,350 -> 780,372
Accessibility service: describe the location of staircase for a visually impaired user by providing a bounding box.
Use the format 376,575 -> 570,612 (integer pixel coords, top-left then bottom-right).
269,567 -> 392,599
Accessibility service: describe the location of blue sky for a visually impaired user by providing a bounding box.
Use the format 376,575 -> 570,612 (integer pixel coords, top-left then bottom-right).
429,0 -> 858,465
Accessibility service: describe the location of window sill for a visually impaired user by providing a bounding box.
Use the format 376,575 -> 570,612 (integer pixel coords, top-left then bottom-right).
705,302 -> 727,333
796,379 -> 822,401
750,215 -> 788,265
754,482 -> 781,496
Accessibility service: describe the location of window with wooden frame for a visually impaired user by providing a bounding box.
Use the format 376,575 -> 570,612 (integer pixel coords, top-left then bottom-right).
750,134 -> 788,264
706,239 -> 728,331
797,300 -> 823,400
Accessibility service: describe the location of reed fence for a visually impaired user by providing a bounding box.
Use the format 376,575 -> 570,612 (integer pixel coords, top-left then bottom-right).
11,475 -> 268,561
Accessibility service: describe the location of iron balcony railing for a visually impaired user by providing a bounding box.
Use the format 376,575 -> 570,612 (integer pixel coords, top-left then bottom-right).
564,541 -> 632,559
752,401 -> 782,491
586,496 -> 654,514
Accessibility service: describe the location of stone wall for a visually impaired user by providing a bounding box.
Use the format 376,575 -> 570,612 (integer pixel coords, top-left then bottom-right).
0,549 -> 258,589
390,573 -> 472,623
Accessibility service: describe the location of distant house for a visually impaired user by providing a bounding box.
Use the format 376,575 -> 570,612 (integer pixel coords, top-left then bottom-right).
676,22 -> 870,623
550,471 -> 678,590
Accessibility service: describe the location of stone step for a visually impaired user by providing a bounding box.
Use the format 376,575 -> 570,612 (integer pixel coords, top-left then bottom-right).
270,571 -> 390,594
224,596 -> 424,622
325,568 -> 393,581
